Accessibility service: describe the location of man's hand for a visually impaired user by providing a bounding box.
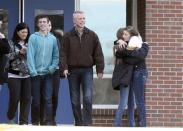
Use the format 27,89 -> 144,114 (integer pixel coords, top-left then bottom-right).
63,70 -> 69,78
97,73 -> 103,79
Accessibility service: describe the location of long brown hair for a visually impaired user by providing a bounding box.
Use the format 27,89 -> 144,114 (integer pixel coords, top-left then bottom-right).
124,26 -> 139,37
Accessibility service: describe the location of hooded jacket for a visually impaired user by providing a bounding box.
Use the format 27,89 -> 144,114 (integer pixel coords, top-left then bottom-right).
0,38 -> 10,84
27,32 -> 59,77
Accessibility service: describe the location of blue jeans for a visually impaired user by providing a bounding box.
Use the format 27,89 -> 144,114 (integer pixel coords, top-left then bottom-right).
114,85 -> 135,127
68,68 -> 93,126
131,69 -> 148,127
31,74 -> 53,125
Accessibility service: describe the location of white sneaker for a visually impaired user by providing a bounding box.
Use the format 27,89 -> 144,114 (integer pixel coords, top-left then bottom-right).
8,119 -> 15,124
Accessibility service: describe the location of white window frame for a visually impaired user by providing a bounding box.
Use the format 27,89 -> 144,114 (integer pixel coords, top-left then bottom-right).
74,0 -> 137,109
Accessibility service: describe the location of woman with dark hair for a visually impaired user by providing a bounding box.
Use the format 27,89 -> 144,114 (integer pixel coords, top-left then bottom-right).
7,22 -> 31,125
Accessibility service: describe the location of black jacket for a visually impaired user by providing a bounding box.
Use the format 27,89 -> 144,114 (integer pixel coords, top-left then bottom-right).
112,43 -> 149,90
116,42 -> 149,70
0,38 -> 10,84
60,27 -> 104,74
0,38 -> 10,56
112,62 -> 133,90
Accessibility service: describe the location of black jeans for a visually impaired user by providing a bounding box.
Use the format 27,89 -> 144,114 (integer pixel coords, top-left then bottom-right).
7,77 -> 31,125
52,69 -> 60,123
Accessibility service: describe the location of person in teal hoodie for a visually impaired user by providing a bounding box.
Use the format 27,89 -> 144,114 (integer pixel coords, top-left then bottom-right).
27,15 -> 59,125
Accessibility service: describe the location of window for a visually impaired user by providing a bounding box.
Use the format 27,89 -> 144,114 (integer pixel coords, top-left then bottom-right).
78,0 -> 126,76
76,0 -> 127,106
34,9 -> 64,32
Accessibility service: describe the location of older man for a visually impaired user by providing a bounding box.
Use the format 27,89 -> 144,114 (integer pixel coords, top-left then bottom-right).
60,11 -> 104,126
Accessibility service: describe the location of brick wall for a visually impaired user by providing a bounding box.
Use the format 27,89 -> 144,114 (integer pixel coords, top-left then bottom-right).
92,109 -> 138,127
92,109 -> 116,127
145,0 -> 183,127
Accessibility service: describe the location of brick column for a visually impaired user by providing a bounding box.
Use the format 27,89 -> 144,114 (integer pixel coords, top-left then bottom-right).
145,0 -> 183,127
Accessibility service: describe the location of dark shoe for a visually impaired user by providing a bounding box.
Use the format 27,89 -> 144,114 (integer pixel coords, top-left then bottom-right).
83,124 -> 92,126
32,123 -> 39,125
19,122 -> 28,125
52,121 -> 57,126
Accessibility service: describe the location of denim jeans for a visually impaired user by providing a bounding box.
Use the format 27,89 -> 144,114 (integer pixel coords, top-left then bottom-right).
131,69 -> 148,127
40,70 -> 60,125
0,85 -> 2,91
68,67 -> 93,126
114,84 -> 135,127
31,74 -> 53,125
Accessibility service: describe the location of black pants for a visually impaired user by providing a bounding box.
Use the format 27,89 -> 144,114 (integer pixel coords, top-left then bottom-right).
52,69 -> 60,123
7,77 -> 31,125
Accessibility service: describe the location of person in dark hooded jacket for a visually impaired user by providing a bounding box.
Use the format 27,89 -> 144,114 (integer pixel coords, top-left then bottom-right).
0,32 -> 10,89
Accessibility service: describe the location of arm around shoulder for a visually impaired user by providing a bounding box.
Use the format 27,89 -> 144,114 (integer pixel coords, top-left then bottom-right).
130,42 -> 149,59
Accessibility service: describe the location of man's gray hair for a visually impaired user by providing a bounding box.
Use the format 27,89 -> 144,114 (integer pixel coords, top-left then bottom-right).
73,11 -> 84,18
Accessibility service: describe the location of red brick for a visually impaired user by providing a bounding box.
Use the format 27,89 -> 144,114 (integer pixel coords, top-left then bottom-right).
97,0 -> 183,127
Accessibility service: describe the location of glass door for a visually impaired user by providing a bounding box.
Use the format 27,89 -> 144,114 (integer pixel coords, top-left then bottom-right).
23,0 -> 75,124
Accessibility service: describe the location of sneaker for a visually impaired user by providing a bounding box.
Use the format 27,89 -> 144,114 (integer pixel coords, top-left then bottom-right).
8,119 -> 15,124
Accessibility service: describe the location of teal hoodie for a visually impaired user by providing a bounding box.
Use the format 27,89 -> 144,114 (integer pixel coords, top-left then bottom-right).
27,32 -> 59,77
